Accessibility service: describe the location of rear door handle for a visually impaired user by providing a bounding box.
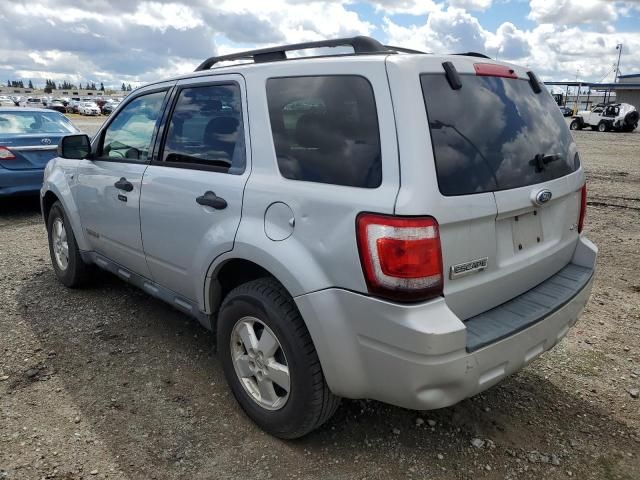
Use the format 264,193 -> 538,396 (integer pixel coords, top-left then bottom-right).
196,191 -> 227,210
114,177 -> 133,192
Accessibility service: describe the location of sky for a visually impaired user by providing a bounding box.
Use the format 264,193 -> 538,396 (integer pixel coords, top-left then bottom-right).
1,0 -> 639,89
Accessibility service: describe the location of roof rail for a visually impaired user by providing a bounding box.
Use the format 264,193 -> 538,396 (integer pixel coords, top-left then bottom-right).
195,36 -> 389,71
384,45 -> 426,54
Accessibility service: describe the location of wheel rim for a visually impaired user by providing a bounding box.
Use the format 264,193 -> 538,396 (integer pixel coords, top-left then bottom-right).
230,316 -> 290,411
599,123 -> 605,132
52,218 -> 69,271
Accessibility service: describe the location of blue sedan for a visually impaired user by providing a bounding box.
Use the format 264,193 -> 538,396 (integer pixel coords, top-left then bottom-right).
0,107 -> 80,196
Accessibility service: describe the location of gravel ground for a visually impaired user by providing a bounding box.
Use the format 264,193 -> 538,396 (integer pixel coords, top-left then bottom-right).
1,117 -> 639,479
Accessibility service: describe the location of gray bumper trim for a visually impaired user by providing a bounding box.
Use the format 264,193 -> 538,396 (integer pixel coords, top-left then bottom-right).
465,263 -> 594,352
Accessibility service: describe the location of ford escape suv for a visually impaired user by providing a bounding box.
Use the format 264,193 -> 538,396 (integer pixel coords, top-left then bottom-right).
41,36 -> 597,439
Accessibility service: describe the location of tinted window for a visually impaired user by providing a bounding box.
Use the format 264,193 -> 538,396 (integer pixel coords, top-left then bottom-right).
101,90 -> 167,162
421,74 -> 577,195
266,76 -> 381,188
162,84 -> 245,173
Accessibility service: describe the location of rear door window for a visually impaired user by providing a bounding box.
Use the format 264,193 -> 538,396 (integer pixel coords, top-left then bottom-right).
266,75 -> 381,188
421,74 -> 577,196
161,84 -> 245,174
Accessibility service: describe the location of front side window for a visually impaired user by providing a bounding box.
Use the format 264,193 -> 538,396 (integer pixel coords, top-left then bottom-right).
266,76 -> 381,188
100,90 -> 167,162
162,84 -> 245,173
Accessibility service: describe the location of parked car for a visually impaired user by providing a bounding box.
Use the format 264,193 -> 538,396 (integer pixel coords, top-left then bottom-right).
47,101 -> 67,113
101,100 -> 120,115
0,96 -> 18,107
0,107 -> 80,196
78,102 -> 101,116
570,102 -> 638,132
26,97 -> 42,107
559,105 -> 573,117
41,36 -> 596,439
67,100 -> 81,113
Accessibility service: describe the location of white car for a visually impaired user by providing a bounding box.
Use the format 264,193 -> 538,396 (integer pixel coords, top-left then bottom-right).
78,102 -> 101,116
570,102 -> 639,132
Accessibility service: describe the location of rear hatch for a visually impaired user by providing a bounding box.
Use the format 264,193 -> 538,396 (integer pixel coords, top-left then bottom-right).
388,57 -> 584,320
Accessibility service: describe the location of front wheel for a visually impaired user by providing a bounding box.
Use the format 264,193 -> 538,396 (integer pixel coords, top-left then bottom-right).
47,201 -> 90,288
598,121 -> 609,132
218,278 -> 339,439
569,119 -> 582,130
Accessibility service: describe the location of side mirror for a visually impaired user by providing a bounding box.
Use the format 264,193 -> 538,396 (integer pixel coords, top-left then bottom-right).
57,134 -> 91,160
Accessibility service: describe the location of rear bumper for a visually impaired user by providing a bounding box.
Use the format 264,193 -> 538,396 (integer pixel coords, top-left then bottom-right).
0,168 -> 44,196
295,236 -> 597,410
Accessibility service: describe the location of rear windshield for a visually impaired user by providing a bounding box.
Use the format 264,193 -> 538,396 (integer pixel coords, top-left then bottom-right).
421,74 -> 577,196
0,111 -> 78,135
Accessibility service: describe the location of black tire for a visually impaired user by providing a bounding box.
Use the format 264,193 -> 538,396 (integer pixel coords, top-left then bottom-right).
569,119 -> 581,130
218,278 -> 339,439
597,121 -> 609,132
46,201 -> 90,288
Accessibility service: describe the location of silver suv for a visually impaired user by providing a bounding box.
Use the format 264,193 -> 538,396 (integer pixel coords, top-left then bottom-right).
41,37 -> 597,439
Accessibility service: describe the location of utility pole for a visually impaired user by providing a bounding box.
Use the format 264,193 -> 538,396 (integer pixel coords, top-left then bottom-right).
615,43 -> 623,82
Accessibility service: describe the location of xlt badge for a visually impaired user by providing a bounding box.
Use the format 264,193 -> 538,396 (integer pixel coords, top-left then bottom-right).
450,257 -> 488,279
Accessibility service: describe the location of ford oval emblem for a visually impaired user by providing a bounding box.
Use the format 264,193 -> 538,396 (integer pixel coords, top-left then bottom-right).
534,189 -> 552,206
41,138 -> 52,145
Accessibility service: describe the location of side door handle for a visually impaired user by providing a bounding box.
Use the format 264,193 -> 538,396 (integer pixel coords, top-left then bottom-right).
196,191 -> 227,210
114,177 -> 133,192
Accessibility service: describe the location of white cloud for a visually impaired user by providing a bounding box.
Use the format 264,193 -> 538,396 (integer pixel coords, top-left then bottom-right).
449,0 -> 493,12
528,0 -> 618,25
384,6 -> 488,53
370,0 -> 442,15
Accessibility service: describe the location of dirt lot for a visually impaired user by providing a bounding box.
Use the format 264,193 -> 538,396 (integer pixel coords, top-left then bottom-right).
1,118 -> 639,480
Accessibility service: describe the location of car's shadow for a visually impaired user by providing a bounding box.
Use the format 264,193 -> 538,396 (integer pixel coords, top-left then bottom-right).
0,195 -> 41,222
15,268 -> 639,479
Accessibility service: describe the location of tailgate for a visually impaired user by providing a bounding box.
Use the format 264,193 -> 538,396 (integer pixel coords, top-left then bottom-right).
387,56 -> 585,320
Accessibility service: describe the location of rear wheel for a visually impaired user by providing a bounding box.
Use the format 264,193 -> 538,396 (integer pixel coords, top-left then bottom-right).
218,278 -> 339,439
569,119 -> 582,130
47,201 -> 90,288
597,121 -> 609,132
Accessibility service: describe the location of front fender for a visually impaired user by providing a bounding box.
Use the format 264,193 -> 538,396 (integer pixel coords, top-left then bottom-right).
41,159 -> 89,251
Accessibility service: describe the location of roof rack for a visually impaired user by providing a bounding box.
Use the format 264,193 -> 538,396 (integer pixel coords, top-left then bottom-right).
195,36 -> 390,71
384,45 -> 426,54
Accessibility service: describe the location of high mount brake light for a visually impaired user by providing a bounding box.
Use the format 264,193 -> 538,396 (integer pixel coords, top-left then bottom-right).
356,213 -> 443,302
474,63 -> 518,79
0,146 -> 16,160
578,184 -> 587,233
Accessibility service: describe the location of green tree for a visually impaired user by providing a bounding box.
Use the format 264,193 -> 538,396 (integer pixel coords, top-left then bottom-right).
28,80 -> 34,89
121,82 -> 126,91
100,82 -> 105,91
126,83 -> 132,91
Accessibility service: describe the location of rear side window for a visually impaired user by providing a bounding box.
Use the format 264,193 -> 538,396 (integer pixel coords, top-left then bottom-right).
266,76 -> 381,188
162,84 -> 245,174
421,74 -> 577,195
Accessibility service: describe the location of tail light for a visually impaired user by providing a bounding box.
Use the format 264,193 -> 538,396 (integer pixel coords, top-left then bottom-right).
0,146 -> 16,160
578,184 -> 587,233
356,213 -> 443,302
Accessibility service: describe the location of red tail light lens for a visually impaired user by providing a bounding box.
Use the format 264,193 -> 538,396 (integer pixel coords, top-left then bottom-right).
578,184 -> 587,233
0,146 -> 16,160
356,213 -> 443,302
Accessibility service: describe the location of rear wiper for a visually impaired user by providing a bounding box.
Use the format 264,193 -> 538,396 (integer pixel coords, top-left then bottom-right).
529,153 -> 561,172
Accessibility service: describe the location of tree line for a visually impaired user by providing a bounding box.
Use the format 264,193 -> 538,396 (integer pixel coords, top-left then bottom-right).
6,79 -> 134,91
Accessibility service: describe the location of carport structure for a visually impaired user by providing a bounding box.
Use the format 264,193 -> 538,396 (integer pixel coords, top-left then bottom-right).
545,75 -> 640,112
